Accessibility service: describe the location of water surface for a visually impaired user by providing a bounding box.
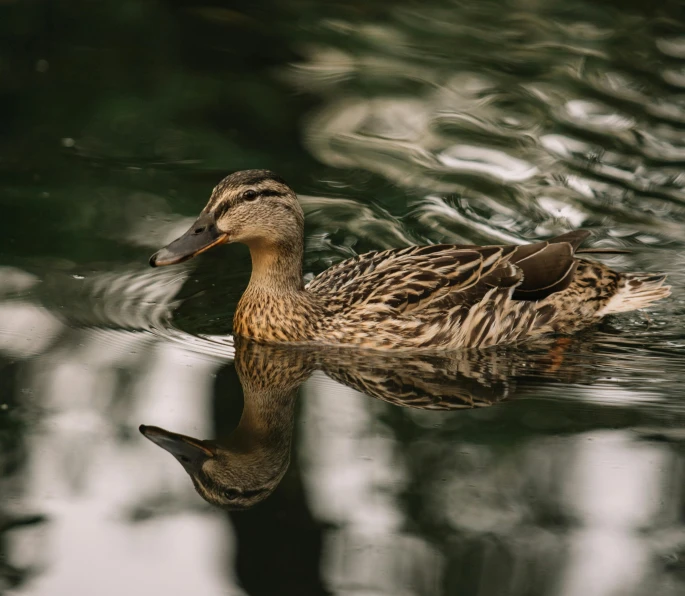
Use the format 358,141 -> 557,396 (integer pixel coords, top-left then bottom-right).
1,1 -> 685,594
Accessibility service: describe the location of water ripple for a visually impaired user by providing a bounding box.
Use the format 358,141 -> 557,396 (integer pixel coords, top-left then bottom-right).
292,0 -> 685,250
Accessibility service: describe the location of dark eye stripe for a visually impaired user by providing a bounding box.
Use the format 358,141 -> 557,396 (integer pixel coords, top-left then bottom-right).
243,487 -> 268,497
212,189 -> 287,217
214,201 -> 232,219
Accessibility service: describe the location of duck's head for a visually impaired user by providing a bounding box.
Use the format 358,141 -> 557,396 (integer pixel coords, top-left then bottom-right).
139,424 -> 286,509
149,169 -> 304,267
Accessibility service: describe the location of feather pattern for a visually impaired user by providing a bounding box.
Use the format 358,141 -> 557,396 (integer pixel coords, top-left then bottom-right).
299,230 -> 670,349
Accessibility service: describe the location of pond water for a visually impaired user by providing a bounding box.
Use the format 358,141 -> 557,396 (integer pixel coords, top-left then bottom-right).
1,0 -> 685,594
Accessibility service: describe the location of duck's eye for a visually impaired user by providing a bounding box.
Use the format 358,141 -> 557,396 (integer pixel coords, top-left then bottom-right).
243,189 -> 258,201
223,488 -> 242,501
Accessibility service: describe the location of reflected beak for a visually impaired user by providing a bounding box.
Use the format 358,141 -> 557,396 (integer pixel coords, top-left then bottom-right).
149,211 -> 228,267
139,425 -> 216,466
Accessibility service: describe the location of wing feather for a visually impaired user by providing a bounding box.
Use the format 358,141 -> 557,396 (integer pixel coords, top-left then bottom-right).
306,231 -> 591,316
308,245 -> 516,314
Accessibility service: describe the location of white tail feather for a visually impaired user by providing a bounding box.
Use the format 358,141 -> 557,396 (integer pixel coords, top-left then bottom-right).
596,273 -> 671,316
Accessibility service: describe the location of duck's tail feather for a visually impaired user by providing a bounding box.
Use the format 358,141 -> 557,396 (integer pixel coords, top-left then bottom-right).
597,273 -> 671,316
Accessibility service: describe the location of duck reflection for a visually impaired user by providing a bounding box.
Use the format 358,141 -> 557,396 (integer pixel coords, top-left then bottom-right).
140,342 -> 310,509
140,337 -> 573,509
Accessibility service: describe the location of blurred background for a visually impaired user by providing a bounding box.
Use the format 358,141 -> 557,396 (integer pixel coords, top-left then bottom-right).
1,0 -> 685,594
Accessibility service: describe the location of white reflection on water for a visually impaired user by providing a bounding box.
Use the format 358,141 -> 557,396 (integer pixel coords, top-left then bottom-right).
18,514 -> 231,596
301,373 -> 444,595
301,372 -> 407,529
0,303 -> 61,358
558,432 -> 669,596
437,146 -> 539,183
5,327 -> 236,595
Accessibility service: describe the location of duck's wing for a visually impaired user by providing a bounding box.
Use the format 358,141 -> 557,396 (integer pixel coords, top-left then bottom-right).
306,232 -> 590,314
507,232 -> 586,301
307,244 -> 518,314
318,348 -> 514,409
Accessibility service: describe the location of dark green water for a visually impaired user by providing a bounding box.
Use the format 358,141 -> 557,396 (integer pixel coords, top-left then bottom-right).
2,1 -> 685,594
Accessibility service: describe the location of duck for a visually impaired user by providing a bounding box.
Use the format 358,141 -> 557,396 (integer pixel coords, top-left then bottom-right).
149,169 -> 670,350
139,341 -> 310,510
136,338 -> 512,509
139,334 -> 610,509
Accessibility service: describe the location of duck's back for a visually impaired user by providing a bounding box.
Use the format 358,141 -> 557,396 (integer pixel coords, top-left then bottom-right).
305,231 -> 669,349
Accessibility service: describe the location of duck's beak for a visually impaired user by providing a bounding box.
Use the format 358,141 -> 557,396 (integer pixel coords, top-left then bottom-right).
149,211 -> 228,267
140,425 -> 216,468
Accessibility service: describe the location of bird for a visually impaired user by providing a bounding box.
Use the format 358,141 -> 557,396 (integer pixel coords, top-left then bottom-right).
139,341 -> 311,510
138,337 -> 542,509
139,334 -> 612,510
149,169 -> 670,350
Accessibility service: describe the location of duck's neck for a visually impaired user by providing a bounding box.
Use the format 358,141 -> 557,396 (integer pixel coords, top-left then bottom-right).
245,239 -> 304,295
226,344 -> 312,455
222,383 -> 299,456
235,239 -> 322,341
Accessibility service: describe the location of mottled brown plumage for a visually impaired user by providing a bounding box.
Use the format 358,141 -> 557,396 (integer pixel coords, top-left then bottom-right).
140,335 -> 617,509
138,337 -> 533,509
150,170 -> 671,350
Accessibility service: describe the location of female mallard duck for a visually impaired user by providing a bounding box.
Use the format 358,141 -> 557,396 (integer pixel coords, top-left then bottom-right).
137,338 -> 523,509
150,169 -> 670,350
138,335 -> 617,510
